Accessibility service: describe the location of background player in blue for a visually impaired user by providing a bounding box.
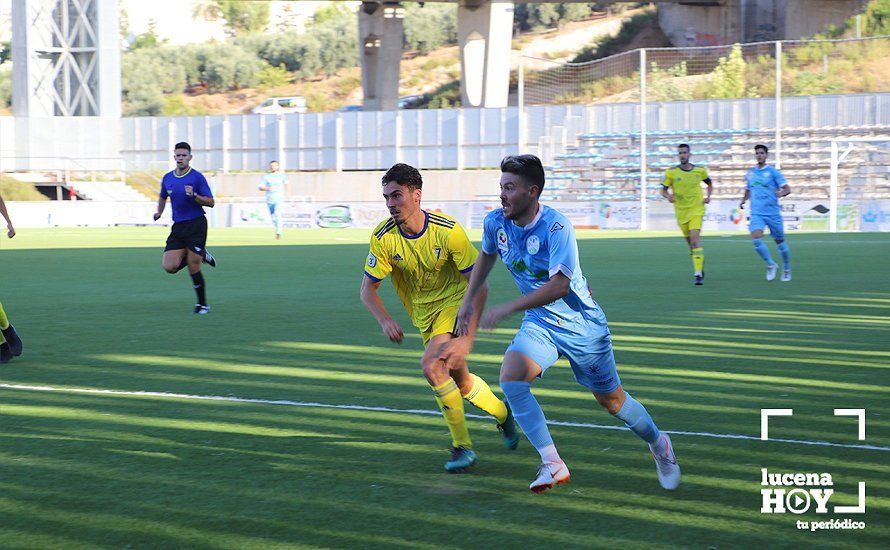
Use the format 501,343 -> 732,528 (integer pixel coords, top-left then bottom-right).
258,160 -> 288,240
739,145 -> 792,282
153,142 -> 218,314
441,155 -> 680,493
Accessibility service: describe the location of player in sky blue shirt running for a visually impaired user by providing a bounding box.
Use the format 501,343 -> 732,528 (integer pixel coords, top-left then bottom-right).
739,144 -> 792,282
154,142 -> 217,314
258,160 -> 288,239
440,154 -> 680,493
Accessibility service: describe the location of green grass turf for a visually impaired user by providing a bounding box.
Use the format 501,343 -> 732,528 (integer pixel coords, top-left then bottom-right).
1,228 -> 888,548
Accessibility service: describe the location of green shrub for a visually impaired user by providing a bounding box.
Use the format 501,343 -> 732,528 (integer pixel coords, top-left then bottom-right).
257,63 -> 292,89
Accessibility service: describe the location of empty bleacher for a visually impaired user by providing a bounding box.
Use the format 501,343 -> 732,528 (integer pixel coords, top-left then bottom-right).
69,181 -> 151,202
537,125 -> 890,202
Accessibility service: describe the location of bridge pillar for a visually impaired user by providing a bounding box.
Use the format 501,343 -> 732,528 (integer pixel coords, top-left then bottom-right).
10,0 -> 121,171
458,0 -> 514,108
12,0 -> 121,117
359,2 -> 405,111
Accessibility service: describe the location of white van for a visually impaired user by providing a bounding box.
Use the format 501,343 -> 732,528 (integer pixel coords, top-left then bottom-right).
252,96 -> 308,114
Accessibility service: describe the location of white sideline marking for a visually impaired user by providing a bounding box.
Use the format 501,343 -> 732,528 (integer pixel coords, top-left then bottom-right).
2,382 -> 889,453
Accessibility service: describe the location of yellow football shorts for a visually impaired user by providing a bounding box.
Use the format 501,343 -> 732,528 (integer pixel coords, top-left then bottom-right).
676,208 -> 704,237
421,304 -> 461,347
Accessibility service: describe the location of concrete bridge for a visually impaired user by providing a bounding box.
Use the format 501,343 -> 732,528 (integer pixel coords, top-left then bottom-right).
358,0 -> 866,111
10,0 -> 867,119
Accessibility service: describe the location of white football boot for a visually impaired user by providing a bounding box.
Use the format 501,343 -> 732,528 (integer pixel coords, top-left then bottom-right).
766,263 -> 778,281
530,461 -> 571,493
649,433 -> 681,490
781,269 -> 792,282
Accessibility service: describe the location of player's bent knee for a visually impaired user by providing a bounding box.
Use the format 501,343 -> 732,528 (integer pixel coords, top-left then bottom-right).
594,391 -> 625,414
421,360 -> 447,384
162,263 -> 178,274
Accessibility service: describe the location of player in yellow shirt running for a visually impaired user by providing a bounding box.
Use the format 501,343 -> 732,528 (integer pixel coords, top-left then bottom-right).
0,190 -> 24,363
360,163 -> 519,473
661,143 -> 713,285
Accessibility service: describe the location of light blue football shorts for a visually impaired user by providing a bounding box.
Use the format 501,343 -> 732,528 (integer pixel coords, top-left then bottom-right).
506,317 -> 621,394
749,213 -> 785,241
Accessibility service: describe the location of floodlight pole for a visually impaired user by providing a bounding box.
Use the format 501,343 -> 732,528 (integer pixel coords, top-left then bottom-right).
775,41 -> 782,169
518,58 -> 525,154
829,140 -> 839,233
640,48 -> 648,231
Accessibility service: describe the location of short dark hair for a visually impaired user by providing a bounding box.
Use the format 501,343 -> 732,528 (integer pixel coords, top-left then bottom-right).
500,154 -> 545,190
678,143 -> 690,151
174,141 -> 191,152
382,163 -> 423,190
754,144 -> 769,153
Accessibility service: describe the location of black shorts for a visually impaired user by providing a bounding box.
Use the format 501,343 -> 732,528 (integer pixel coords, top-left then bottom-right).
165,216 -> 208,253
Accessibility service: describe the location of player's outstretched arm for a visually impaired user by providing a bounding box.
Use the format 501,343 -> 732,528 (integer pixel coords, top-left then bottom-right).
456,251 -> 497,335
153,194 -> 166,221
776,184 -> 791,197
360,276 -> 403,343
661,186 -> 674,203
0,192 -> 14,238
481,272 -> 571,330
194,194 -> 215,207
739,189 -> 750,209
703,179 -> 713,204
439,276 -> 489,369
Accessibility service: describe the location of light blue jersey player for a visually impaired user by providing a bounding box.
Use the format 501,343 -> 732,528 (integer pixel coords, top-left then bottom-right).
258,160 -> 288,239
441,155 -> 680,494
740,145 -> 792,281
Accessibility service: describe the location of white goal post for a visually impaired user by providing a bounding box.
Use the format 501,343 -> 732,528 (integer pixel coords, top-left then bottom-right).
830,137 -> 890,233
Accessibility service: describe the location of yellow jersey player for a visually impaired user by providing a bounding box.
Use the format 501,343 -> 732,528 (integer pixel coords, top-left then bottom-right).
360,163 -> 519,473
661,143 -> 713,285
0,190 -> 24,363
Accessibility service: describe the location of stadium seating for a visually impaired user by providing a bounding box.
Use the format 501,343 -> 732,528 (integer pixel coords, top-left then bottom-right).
531,125 -> 890,202
69,181 -> 151,202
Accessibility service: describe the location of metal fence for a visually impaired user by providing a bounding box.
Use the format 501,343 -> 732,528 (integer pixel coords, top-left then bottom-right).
517,35 -> 890,229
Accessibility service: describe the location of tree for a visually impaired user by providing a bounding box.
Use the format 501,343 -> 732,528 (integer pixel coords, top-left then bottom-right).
404,4 -> 457,54
0,65 -> 12,110
707,44 -> 749,99
312,3 -> 352,26
130,19 -> 162,50
193,0 -> 269,36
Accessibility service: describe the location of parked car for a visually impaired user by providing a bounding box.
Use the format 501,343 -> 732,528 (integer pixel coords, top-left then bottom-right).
338,104 -> 363,112
398,95 -> 425,109
252,96 -> 307,115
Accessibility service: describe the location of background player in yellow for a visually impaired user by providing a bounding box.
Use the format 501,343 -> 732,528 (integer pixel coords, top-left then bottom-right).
0,190 -> 24,364
360,163 -> 519,473
661,143 -> 713,285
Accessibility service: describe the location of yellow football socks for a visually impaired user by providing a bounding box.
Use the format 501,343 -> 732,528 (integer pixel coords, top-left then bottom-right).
0,302 -> 8,330
432,379 -> 472,449
691,247 -> 705,275
463,374 -> 508,424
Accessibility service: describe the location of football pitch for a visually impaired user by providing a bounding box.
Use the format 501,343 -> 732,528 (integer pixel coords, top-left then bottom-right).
1,228 -> 888,548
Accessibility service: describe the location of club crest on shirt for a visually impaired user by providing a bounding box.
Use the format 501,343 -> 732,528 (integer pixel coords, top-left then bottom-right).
496,228 -> 509,252
526,235 -> 540,255
367,252 -> 377,267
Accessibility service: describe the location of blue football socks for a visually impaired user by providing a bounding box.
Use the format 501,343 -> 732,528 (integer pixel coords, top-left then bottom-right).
777,241 -> 791,269
502,381 -> 558,462
612,393 -> 660,444
752,238 -> 775,265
